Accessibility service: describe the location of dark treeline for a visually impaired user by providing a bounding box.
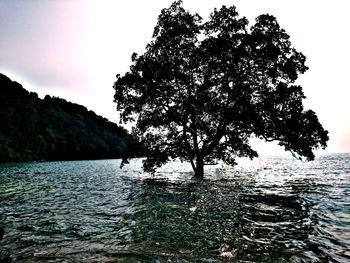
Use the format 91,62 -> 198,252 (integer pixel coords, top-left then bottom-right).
0,73 -> 141,163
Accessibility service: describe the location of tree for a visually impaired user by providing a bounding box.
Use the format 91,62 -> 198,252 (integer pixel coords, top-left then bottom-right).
113,1 -> 328,178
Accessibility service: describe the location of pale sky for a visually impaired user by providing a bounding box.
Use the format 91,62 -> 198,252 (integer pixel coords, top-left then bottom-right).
0,0 -> 349,155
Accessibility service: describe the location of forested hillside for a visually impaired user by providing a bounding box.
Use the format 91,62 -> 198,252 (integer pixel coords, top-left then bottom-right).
0,73 -> 140,162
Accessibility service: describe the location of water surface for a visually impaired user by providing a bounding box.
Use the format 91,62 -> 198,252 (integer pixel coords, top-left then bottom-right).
0,154 -> 349,262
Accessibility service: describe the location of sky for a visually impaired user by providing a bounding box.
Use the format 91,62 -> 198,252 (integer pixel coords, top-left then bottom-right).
0,0 -> 349,155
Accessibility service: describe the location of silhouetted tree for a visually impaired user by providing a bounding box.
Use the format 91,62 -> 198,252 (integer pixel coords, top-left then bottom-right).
113,1 -> 328,178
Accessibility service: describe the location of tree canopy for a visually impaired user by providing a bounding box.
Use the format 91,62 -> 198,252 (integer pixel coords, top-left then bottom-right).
113,1 -> 328,177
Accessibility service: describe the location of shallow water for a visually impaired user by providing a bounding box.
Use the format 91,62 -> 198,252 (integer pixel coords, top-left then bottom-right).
0,154 -> 349,262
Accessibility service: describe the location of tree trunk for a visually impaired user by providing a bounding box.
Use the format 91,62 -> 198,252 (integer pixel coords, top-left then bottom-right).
194,157 -> 204,178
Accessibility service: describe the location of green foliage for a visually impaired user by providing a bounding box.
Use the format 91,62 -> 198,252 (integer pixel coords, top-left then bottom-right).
114,1 -> 328,177
0,73 -> 141,163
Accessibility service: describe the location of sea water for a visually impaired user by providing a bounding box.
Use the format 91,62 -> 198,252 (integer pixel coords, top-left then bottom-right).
0,154 -> 349,262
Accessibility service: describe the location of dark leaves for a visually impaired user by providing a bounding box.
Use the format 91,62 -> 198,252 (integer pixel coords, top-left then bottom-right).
113,1 -> 328,175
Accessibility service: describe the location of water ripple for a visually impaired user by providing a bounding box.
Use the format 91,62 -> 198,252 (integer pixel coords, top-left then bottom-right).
0,154 -> 349,262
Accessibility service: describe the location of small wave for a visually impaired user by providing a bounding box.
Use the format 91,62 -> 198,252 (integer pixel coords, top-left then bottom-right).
0,155 -> 349,262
